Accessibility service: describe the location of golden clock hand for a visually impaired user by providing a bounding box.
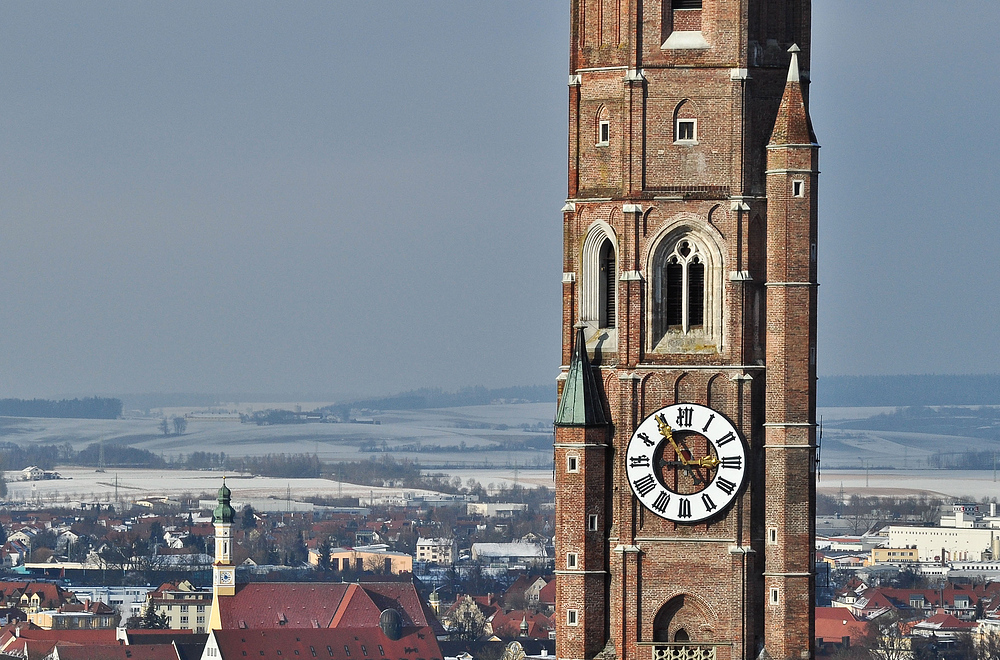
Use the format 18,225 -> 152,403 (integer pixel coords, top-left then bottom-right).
656,414 -> 689,466
690,454 -> 721,470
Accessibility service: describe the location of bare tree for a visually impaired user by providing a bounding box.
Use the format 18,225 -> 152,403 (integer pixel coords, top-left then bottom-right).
978,629 -> 1000,660
159,418 -> 170,436
862,613 -> 908,660
172,417 -> 187,435
449,596 -> 487,641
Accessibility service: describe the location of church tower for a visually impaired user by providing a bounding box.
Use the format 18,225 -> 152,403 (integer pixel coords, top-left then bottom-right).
208,478 -> 236,630
554,2 -> 818,660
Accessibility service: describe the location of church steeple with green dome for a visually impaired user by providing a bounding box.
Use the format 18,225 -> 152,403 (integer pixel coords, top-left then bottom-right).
213,477 -> 234,525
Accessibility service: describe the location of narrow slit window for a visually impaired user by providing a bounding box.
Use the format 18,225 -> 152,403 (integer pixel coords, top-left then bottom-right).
598,120 -> 610,145
587,514 -> 599,531
567,609 -> 579,626
567,552 -> 578,569
672,0 -> 702,8
793,180 -> 804,197
770,588 -> 780,605
567,455 -> 579,473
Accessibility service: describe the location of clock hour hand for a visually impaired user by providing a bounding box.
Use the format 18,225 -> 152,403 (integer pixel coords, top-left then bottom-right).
656,414 -> 689,466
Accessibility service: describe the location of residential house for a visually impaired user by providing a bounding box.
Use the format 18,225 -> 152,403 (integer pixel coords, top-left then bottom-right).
416,538 -> 458,566
145,580 -> 213,633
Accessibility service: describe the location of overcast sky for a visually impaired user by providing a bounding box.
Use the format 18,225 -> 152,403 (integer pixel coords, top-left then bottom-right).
0,2 -> 997,399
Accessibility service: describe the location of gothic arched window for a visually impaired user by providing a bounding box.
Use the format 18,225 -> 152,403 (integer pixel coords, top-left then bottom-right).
598,238 -> 616,329
582,223 -> 618,335
650,229 -> 721,353
659,239 -> 703,334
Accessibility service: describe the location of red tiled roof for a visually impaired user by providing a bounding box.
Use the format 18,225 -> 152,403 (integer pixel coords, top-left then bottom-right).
538,580 -> 555,605
53,644 -> 181,660
212,625 -> 442,660
0,626 -> 117,644
489,610 -> 554,639
815,615 -> 869,644
217,583 -> 350,629
914,613 -> 977,631
816,607 -> 859,621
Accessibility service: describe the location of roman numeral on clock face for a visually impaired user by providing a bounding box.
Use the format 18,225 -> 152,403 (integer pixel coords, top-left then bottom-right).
677,498 -> 692,519
629,455 -> 650,468
721,456 -> 742,470
716,431 -> 736,447
701,493 -> 717,512
716,477 -> 737,495
652,491 -> 670,513
633,474 -> 657,497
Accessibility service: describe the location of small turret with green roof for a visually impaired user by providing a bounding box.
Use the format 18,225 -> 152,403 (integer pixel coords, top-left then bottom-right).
213,478 -> 234,525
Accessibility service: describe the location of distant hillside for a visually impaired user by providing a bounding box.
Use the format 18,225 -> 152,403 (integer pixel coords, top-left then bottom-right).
819,375 -> 1000,407
0,397 -> 122,419
327,385 -> 555,413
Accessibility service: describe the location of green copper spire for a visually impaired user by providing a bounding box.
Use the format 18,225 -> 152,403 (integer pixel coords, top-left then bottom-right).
213,477 -> 234,524
554,324 -> 609,427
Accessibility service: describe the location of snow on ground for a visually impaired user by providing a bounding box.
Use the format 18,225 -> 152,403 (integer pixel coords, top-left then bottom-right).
2,468 -> 442,504
0,403 -> 557,468
818,469 -> 1000,501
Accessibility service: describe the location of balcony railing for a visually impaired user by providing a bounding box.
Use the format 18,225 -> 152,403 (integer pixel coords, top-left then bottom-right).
651,644 -> 719,660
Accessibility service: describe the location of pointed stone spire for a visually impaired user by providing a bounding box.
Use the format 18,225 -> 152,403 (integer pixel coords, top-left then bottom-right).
768,44 -> 816,146
786,43 -> 801,83
554,324 -> 609,427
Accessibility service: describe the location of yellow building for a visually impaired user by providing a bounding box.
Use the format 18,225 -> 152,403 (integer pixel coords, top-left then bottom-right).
870,547 -> 919,564
309,545 -> 412,575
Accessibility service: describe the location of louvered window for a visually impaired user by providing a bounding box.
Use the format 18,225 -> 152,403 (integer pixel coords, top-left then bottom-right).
599,238 -> 616,328
666,263 -> 683,327
672,0 -> 702,8
688,262 -> 704,327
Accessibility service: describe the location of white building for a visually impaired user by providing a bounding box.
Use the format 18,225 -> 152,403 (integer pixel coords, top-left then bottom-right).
467,503 -> 528,518
69,586 -> 154,621
471,542 -> 549,568
886,525 -> 1000,562
416,538 -> 458,566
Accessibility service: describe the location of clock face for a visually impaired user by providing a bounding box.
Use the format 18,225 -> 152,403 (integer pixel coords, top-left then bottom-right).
218,570 -> 233,584
625,403 -> 748,523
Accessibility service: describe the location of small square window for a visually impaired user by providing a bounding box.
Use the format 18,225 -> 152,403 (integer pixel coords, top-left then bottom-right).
567,609 -> 579,626
793,180 -> 804,197
676,119 -> 697,142
598,120 -> 610,146
770,588 -> 780,605
567,455 -> 580,473
567,552 -> 578,569
587,514 -> 599,531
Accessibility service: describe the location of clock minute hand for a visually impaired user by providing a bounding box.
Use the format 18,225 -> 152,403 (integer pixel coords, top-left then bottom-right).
655,414 -> 689,466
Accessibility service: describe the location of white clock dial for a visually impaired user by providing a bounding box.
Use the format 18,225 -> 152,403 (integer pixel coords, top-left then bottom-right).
625,403 -> 748,523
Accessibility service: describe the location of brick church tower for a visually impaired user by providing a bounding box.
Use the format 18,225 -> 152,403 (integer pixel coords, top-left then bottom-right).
553,2 -> 818,660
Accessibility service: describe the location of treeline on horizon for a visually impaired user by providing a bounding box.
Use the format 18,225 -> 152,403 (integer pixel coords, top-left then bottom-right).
0,397 -> 122,420
0,444 -> 541,498
322,385 -> 554,414
0,444 -> 324,478
819,374 -> 1000,407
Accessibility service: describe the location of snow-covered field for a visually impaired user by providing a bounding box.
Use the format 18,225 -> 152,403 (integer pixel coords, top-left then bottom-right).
0,403 -> 556,468
818,469 -> 1000,501
2,468 -> 445,504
